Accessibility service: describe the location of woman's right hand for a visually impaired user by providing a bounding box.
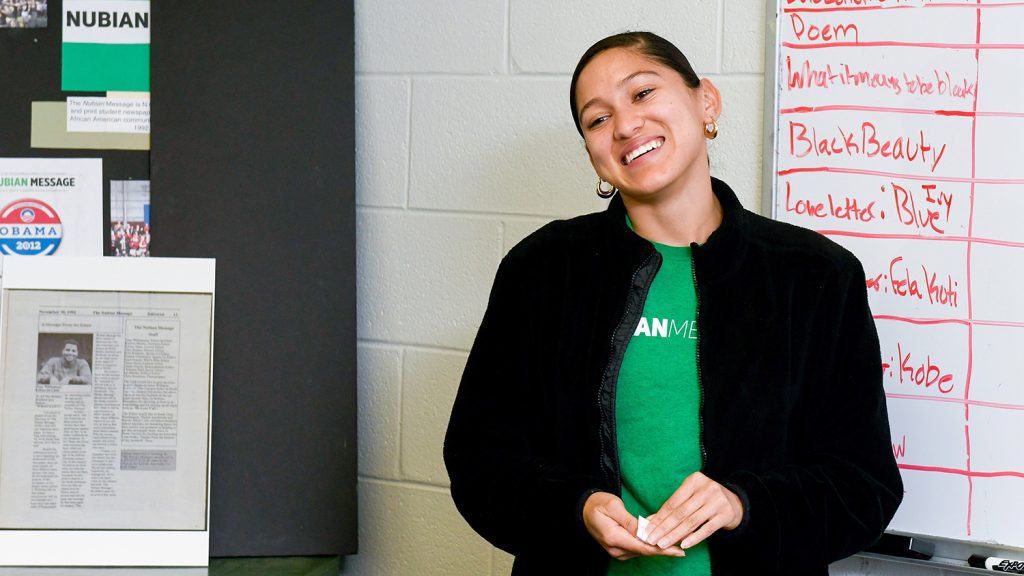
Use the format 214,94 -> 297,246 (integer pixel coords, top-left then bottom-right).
582,491 -> 687,561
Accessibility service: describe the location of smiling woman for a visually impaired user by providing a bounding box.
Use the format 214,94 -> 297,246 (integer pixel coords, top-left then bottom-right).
445,31 -> 904,576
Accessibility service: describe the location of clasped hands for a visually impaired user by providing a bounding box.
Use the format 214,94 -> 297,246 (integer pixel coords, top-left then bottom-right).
582,471 -> 743,561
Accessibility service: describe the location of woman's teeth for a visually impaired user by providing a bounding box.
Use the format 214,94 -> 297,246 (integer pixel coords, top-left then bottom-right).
624,139 -> 662,165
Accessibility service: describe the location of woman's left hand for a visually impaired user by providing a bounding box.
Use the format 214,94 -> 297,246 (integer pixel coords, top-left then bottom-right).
641,471 -> 744,550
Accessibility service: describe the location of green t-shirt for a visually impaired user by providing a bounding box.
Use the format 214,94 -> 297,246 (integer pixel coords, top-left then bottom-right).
608,239 -> 710,576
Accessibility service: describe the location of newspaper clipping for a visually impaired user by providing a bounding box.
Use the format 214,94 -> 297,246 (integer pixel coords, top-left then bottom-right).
0,289 -> 212,530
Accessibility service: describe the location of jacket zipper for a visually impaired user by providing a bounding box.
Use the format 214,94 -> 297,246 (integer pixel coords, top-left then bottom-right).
692,250 -> 712,575
598,251 -> 658,495
692,255 -> 707,468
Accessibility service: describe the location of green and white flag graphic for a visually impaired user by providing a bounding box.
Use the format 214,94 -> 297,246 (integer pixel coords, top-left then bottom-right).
62,0 -> 150,92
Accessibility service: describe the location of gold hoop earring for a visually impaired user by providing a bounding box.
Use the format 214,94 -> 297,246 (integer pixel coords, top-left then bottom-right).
704,120 -> 719,140
596,179 -> 618,199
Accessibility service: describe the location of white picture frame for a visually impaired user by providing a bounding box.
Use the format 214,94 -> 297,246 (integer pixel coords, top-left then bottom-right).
0,257 -> 214,567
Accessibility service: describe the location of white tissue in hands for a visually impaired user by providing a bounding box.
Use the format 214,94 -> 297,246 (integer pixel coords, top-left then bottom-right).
637,515 -> 652,542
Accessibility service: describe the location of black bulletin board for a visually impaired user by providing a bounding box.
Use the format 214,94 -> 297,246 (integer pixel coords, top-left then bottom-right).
3,0 -> 356,558
151,0 -> 356,557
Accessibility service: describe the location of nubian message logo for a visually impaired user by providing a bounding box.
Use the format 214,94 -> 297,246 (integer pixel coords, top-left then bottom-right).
0,199 -> 63,256
62,0 -> 150,92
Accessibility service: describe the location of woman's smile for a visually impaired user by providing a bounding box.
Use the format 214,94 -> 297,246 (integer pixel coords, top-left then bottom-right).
623,137 -> 663,165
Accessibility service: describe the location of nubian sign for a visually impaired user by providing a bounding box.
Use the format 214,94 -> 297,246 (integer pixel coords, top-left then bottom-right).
62,0 -> 150,92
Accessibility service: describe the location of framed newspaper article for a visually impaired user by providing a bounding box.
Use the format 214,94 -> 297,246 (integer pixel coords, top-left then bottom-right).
0,257 -> 214,566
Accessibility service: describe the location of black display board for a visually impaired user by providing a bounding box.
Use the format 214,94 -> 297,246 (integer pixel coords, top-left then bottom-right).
151,1 -> 356,557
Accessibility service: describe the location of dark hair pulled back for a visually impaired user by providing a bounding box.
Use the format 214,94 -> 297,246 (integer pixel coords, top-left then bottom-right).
569,31 -> 700,137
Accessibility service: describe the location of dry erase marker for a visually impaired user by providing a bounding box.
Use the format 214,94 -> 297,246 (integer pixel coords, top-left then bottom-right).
969,555 -> 1024,574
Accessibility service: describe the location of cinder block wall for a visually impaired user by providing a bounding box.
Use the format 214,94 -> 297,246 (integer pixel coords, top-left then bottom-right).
348,1 -> 932,575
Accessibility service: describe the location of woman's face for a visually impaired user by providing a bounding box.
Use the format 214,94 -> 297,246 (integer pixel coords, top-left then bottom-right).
575,48 -> 719,203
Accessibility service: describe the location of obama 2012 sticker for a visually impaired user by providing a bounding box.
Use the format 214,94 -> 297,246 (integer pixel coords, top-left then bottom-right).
0,199 -> 63,256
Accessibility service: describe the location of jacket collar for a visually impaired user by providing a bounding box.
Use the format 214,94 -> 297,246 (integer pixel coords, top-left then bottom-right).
602,177 -> 749,283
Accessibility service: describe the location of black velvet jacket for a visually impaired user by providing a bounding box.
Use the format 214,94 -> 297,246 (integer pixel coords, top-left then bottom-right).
444,178 -> 903,575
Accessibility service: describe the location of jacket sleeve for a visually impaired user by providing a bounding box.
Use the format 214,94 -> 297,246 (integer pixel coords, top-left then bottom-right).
444,251 -> 606,559
711,255 -> 904,572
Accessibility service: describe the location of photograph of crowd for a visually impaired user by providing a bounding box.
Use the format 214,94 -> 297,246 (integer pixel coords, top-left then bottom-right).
111,221 -> 150,257
0,0 -> 46,28
110,180 -> 151,257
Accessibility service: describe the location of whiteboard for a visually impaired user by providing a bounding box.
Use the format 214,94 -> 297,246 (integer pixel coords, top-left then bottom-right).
765,0 -> 1024,550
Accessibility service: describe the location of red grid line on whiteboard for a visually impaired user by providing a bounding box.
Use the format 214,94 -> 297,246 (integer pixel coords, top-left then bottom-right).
784,41 -> 1024,50
778,166 -> 1024,185
962,1 -> 983,534
817,231 -> 1024,251
874,315 -> 1024,330
780,105 -> 975,117
875,315 -> 970,326
784,2 -> 1024,13
898,464 -> 1024,480
886,392 -> 1024,413
779,106 -> 1024,118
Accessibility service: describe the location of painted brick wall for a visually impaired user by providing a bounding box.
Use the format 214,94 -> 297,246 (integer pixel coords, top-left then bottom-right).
347,1 -> 966,575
